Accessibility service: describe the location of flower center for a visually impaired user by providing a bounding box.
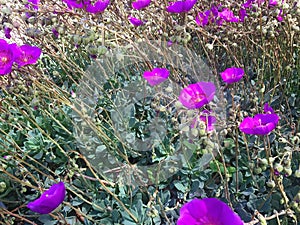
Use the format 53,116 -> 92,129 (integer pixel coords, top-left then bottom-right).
192,93 -> 205,103
258,119 -> 262,125
23,57 -> 28,62
1,56 -> 8,63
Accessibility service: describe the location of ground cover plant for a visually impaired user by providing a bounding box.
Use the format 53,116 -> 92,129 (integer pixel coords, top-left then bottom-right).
0,0 -> 299,224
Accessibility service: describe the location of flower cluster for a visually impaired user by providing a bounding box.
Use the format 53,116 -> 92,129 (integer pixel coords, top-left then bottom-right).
177,198 -> 244,225
142,67 -> 216,131
241,0 -> 284,21
27,182 -> 66,214
196,0 -> 283,26
196,5 -> 239,27
129,0 -> 151,26
129,0 -> 198,26
0,39 -> 42,75
62,0 -> 110,14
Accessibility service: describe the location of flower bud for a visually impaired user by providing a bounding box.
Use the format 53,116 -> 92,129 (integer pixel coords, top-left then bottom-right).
284,167 -> 293,176
254,167 -> 262,174
266,179 -> 275,188
0,182 -> 6,189
248,162 -> 255,169
291,201 -> 299,209
261,165 -> 267,171
259,158 -> 268,166
165,86 -> 173,93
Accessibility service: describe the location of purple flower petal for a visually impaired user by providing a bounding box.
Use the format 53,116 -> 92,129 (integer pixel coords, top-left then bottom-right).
179,82 -> 215,109
4,27 -> 12,39
239,8 -> 247,22
85,0 -> 110,14
218,8 -> 239,23
128,16 -> 144,26
167,40 -> 173,47
167,1 -> 186,13
269,0 -> 277,7
132,0 -> 151,10
184,0 -> 197,12
166,0 -> 197,13
242,0 -> 255,8
220,67 -> 244,84
264,103 -> 275,114
62,0 -> 84,9
25,0 -> 39,10
143,67 -> 170,86
239,113 -> 279,135
277,9 -> 283,21
0,39 -> 15,75
195,10 -> 211,27
52,28 -> 59,38
177,198 -> 244,225
27,182 -> 66,214
14,44 -> 42,67
210,4 -> 220,17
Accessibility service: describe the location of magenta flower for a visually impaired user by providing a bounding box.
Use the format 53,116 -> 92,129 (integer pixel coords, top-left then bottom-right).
179,82 -> 215,109
25,0 -> 39,10
269,0 -> 277,7
239,114 -> 279,135
210,4 -> 221,18
264,103 -> 275,114
166,0 -> 197,13
128,16 -> 144,26
218,8 -> 239,23
143,68 -> 170,86
240,103 -> 279,135
14,45 -> 42,67
220,67 -> 244,84
132,0 -> 151,10
277,9 -> 283,21
177,198 -> 244,225
62,0 -> 84,8
27,182 -> 66,214
195,10 -> 211,27
242,0 -> 255,8
239,8 -> 248,22
0,39 -> 15,75
85,0 -> 110,14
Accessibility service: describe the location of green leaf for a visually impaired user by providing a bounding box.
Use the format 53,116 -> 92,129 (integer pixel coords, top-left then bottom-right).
174,181 -> 187,192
